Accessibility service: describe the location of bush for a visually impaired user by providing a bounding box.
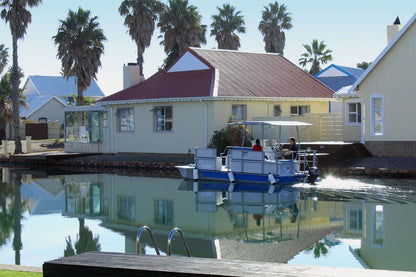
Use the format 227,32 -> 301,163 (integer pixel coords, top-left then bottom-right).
208,125 -> 252,155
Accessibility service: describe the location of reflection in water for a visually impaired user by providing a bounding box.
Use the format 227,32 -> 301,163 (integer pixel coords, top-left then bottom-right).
1,169 -> 416,272
64,218 -> 101,257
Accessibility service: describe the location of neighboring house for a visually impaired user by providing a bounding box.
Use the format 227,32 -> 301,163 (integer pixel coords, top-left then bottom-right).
314,65 -> 364,142
64,47 -> 334,154
17,75 -> 105,139
348,14 -> 416,156
315,64 -> 364,92
21,75 -> 105,123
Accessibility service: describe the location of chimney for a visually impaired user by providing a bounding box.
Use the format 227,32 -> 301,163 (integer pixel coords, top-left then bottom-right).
123,63 -> 145,89
387,16 -> 403,44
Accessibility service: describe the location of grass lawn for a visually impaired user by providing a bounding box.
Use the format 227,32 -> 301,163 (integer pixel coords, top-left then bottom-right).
0,270 -> 42,276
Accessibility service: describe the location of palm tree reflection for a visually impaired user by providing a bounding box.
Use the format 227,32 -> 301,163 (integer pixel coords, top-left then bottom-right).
64,218 -> 101,257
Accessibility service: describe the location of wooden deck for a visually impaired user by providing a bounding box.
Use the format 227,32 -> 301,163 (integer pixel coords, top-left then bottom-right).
42,252 -> 416,277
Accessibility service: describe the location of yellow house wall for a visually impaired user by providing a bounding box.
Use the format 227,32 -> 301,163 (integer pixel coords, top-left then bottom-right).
342,98 -> 362,142
98,99 -> 330,154
360,21 -> 416,141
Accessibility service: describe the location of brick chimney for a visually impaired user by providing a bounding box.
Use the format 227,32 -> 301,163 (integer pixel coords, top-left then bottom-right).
387,16 -> 403,44
123,63 -> 145,89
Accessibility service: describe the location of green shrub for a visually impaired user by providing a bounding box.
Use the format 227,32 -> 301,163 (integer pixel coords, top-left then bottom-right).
208,125 -> 252,155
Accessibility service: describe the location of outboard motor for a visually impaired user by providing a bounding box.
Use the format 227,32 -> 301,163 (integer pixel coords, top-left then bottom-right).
307,167 -> 320,184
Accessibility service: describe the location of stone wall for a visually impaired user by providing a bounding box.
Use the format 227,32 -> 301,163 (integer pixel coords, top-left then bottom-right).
365,141 -> 416,157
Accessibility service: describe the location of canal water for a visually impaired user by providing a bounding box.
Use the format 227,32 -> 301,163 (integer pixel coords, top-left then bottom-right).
0,167 -> 415,272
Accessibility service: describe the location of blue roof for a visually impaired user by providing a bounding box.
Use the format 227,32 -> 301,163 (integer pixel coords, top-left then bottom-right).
335,65 -> 365,78
314,64 -> 364,78
314,64 -> 365,92
20,95 -> 66,118
316,76 -> 358,92
29,75 -> 105,97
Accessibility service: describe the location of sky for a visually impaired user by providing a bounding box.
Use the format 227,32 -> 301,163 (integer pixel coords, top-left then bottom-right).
0,0 -> 415,96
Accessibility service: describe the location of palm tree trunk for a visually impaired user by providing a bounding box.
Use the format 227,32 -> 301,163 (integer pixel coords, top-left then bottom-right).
0,103 -> 6,141
137,45 -> 144,77
309,61 -> 321,76
76,80 -> 84,106
12,172 -> 22,265
11,36 -> 22,154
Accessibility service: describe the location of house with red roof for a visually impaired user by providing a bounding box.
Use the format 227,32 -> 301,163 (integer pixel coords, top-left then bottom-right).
64,48 -> 333,154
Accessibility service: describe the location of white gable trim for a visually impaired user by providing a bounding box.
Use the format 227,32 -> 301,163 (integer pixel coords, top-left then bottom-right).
349,13 -> 416,93
167,51 -> 210,73
317,66 -> 349,77
212,69 -> 219,97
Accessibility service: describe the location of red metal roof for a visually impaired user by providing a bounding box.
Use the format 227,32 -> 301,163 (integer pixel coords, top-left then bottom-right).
100,48 -> 333,102
190,48 -> 333,98
100,69 -> 213,102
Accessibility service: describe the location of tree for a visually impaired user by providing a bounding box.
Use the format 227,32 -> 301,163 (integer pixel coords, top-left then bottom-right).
299,39 -> 332,75
210,4 -> 245,50
0,69 -> 27,142
119,0 -> 163,77
0,0 -> 42,154
258,1 -> 292,55
53,8 -> 106,106
357,61 -> 371,70
158,0 -> 206,69
0,43 -> 8,74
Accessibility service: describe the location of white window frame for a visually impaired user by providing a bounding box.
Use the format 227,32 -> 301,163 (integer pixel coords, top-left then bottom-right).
370,95 -> 384,136
371,204 -> 385,248
154,106 -> 173,132
345,100 -> 362,125
290,105 -> 310,116
232,104 -> 247,121
117,107 -> 135,132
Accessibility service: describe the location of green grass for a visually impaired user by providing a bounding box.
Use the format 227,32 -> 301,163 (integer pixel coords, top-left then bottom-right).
0,270 -> 42,276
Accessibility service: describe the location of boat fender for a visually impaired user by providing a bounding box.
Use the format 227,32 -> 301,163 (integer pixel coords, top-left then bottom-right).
268,173 -> 277,185
228,182 -> 235,192
193,168 -> 199,181
268,184 -> 275,195
228,172 -> 235,183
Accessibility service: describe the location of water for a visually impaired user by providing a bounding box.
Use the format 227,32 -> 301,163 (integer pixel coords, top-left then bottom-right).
0,168 -> 415,272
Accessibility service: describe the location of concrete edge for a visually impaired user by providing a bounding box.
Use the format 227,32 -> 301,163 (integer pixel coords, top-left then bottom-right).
0,264 -> 43,273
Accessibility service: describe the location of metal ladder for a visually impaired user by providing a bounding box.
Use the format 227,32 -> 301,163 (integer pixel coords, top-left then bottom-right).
136,226 -> 191,257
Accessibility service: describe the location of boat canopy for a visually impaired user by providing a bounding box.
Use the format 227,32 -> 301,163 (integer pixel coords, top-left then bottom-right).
229,120 -> 313,127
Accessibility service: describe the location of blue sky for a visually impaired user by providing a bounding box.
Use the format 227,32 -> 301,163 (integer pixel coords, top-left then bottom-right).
0,0 -> 415,95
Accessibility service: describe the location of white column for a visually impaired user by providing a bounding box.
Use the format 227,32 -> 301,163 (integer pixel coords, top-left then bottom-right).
26,136 -> 32,153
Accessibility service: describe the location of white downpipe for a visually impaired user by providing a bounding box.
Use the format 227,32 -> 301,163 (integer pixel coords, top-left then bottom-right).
360,100 -> 365,143
202,100 -> 208,147
107,108 -> 110,153
193,181 -> 198,192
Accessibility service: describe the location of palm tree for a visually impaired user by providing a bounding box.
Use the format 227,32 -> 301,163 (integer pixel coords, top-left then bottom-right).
210,4 -> 245,50
119,0 -> 163,78
0,0 -> 42,154
299,39 -> 333,75
0,73 -> 13,141
258,1 -> 292,55
53,8 -> 106,106
158,0 -> 206,69
0,43 -> 8,74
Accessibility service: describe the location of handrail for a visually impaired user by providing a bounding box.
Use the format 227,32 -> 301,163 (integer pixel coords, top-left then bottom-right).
136,226 -> 160,255
167,227 -> 191,257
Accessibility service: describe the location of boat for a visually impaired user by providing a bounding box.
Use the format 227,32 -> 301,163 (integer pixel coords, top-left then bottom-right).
176,120 -> 321,186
